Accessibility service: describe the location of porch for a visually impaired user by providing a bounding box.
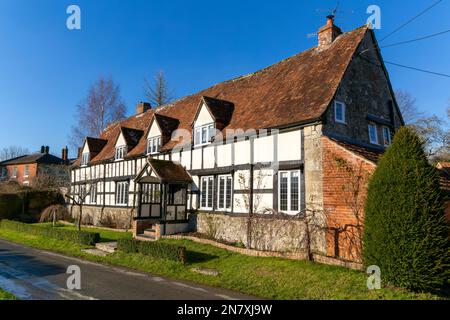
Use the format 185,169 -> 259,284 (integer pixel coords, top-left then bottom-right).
134,158 -> 193,240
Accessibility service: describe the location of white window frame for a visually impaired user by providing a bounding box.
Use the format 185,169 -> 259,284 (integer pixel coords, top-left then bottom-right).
194,123 -> 215,147
200,176 -> 214,210
368,123 -> 379,145
217,175 -> 233,212
278,170 -> 301,215
115,146 -> 127,161
382,126 -> 392,147
81,153 -> 89,166
115,181 -> 129,206
12,166 -> 18,178
147,136 -> 162,155
24,165 -> 29,178
334,101 -> 346,124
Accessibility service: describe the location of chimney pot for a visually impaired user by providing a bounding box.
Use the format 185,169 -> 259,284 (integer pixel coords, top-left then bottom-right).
41,146 -> 45,153
318,15 -> 342,50
136,102 -> 152,115
45,146 -> 49,154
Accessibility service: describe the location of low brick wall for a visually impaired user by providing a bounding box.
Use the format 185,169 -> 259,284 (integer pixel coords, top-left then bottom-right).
190,212 -> 327,254
70,205 -> 134,230
164,234 -> 363,270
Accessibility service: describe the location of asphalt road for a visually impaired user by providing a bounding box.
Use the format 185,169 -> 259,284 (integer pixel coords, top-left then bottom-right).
0,239 -> 256,300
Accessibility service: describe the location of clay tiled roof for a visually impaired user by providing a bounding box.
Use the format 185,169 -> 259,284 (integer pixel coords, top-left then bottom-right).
120,127 -> 144,151
154,114 -> 180,138
200,96 -> 235,129
149,159 -> 192,183
330,137 -> 384,164
75,25 -> 370,166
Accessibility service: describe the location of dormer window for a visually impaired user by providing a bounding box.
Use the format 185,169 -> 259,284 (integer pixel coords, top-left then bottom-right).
81,153 -> 89,166
334,101 -> 346,124
115,146 -> 127,161
147,136 -> 161,155
194,124 -> 215,147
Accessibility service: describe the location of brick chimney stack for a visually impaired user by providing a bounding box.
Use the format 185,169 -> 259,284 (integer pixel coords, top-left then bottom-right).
62,146 -> 69,162
318,15 -> 342,50
136,102 -> 152,115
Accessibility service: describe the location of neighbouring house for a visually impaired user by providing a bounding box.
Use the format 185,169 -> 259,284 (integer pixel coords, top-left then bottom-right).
69,17 -> 404,262
0,146 -> 70,187
437,162 -> 450,222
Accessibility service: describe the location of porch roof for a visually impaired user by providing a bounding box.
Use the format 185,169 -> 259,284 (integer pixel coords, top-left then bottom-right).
138,158 -> 192,184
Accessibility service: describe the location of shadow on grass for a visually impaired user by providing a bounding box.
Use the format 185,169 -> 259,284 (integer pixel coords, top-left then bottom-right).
186,250 -> 219,264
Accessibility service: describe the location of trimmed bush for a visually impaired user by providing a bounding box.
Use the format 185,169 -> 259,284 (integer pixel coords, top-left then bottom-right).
0,220 -> 99,246
117,238 -> 187,263
363,127 -> 450,292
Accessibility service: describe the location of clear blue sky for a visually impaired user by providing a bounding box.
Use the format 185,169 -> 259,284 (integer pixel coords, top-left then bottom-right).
0,0 -> 449,158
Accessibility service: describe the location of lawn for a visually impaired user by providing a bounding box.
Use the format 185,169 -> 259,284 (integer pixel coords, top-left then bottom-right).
0,288 -> 16,300
0,225 -> 442,300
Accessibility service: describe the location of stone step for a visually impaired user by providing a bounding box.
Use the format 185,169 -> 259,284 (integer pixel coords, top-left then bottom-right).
82,249 -> 109,257
95,242 -> 118,254
136,234 -> 156,242
143,229 -> 156,236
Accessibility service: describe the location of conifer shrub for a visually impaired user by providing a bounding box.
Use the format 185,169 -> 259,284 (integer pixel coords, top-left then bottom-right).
363,127 -> 449,292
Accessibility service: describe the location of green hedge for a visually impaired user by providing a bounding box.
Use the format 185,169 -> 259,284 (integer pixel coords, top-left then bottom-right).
0,220 -> 100,246
117,238 -> 186,264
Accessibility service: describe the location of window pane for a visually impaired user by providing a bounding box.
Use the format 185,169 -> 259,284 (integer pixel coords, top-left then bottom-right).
208,177 -> 213,208
226,177 -> 232,209
290,172 -> 299,212
201,178 -> 207,208
208,125 -> 215,142
336,104 -> 343,121
195,129 -> 201,145
280,172 -> 288,211
219,177 -> 225,209
202,127 -> 207,144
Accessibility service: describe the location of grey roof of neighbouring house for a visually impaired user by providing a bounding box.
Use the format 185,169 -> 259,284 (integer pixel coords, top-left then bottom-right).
0,153 -> 66,166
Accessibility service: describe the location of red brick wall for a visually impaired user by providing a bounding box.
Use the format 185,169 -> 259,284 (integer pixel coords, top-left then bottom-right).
5,163 -> 38,185
322,137 -> 376,262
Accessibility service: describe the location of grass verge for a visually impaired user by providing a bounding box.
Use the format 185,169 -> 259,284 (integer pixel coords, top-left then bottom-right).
0,226 -> 442,300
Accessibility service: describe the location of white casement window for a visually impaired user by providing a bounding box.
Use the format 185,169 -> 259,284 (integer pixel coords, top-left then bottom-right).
368,123 -> 379,145
24,165 -> 29,177
88,184 -> 97,204
382,126 -> 392,146
115,181 -> 129,206
194,124 -> 215,147
115,146 -> 127,161
334,101 -> 346,124
200,176 -> 214,210
217,175 -> 233,211
81,153 -> 89,166
279,170 -> 301,214
12,166 -> 18,178
147,136 -> 161,155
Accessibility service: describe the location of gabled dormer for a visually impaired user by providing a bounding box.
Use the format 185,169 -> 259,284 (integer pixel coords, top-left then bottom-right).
114,127 -> 144,161
146,114 -> 180,155
80,137 -> 108,166
192,96 -> 234,147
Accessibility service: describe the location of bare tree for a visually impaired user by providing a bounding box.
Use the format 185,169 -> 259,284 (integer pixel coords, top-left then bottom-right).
143,71 -> 174,107
69,76 -> 126,149
65,183 -> 93,232
396,90 -> 449,161
395,90 -> 424,125
0,146 -> 29,162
